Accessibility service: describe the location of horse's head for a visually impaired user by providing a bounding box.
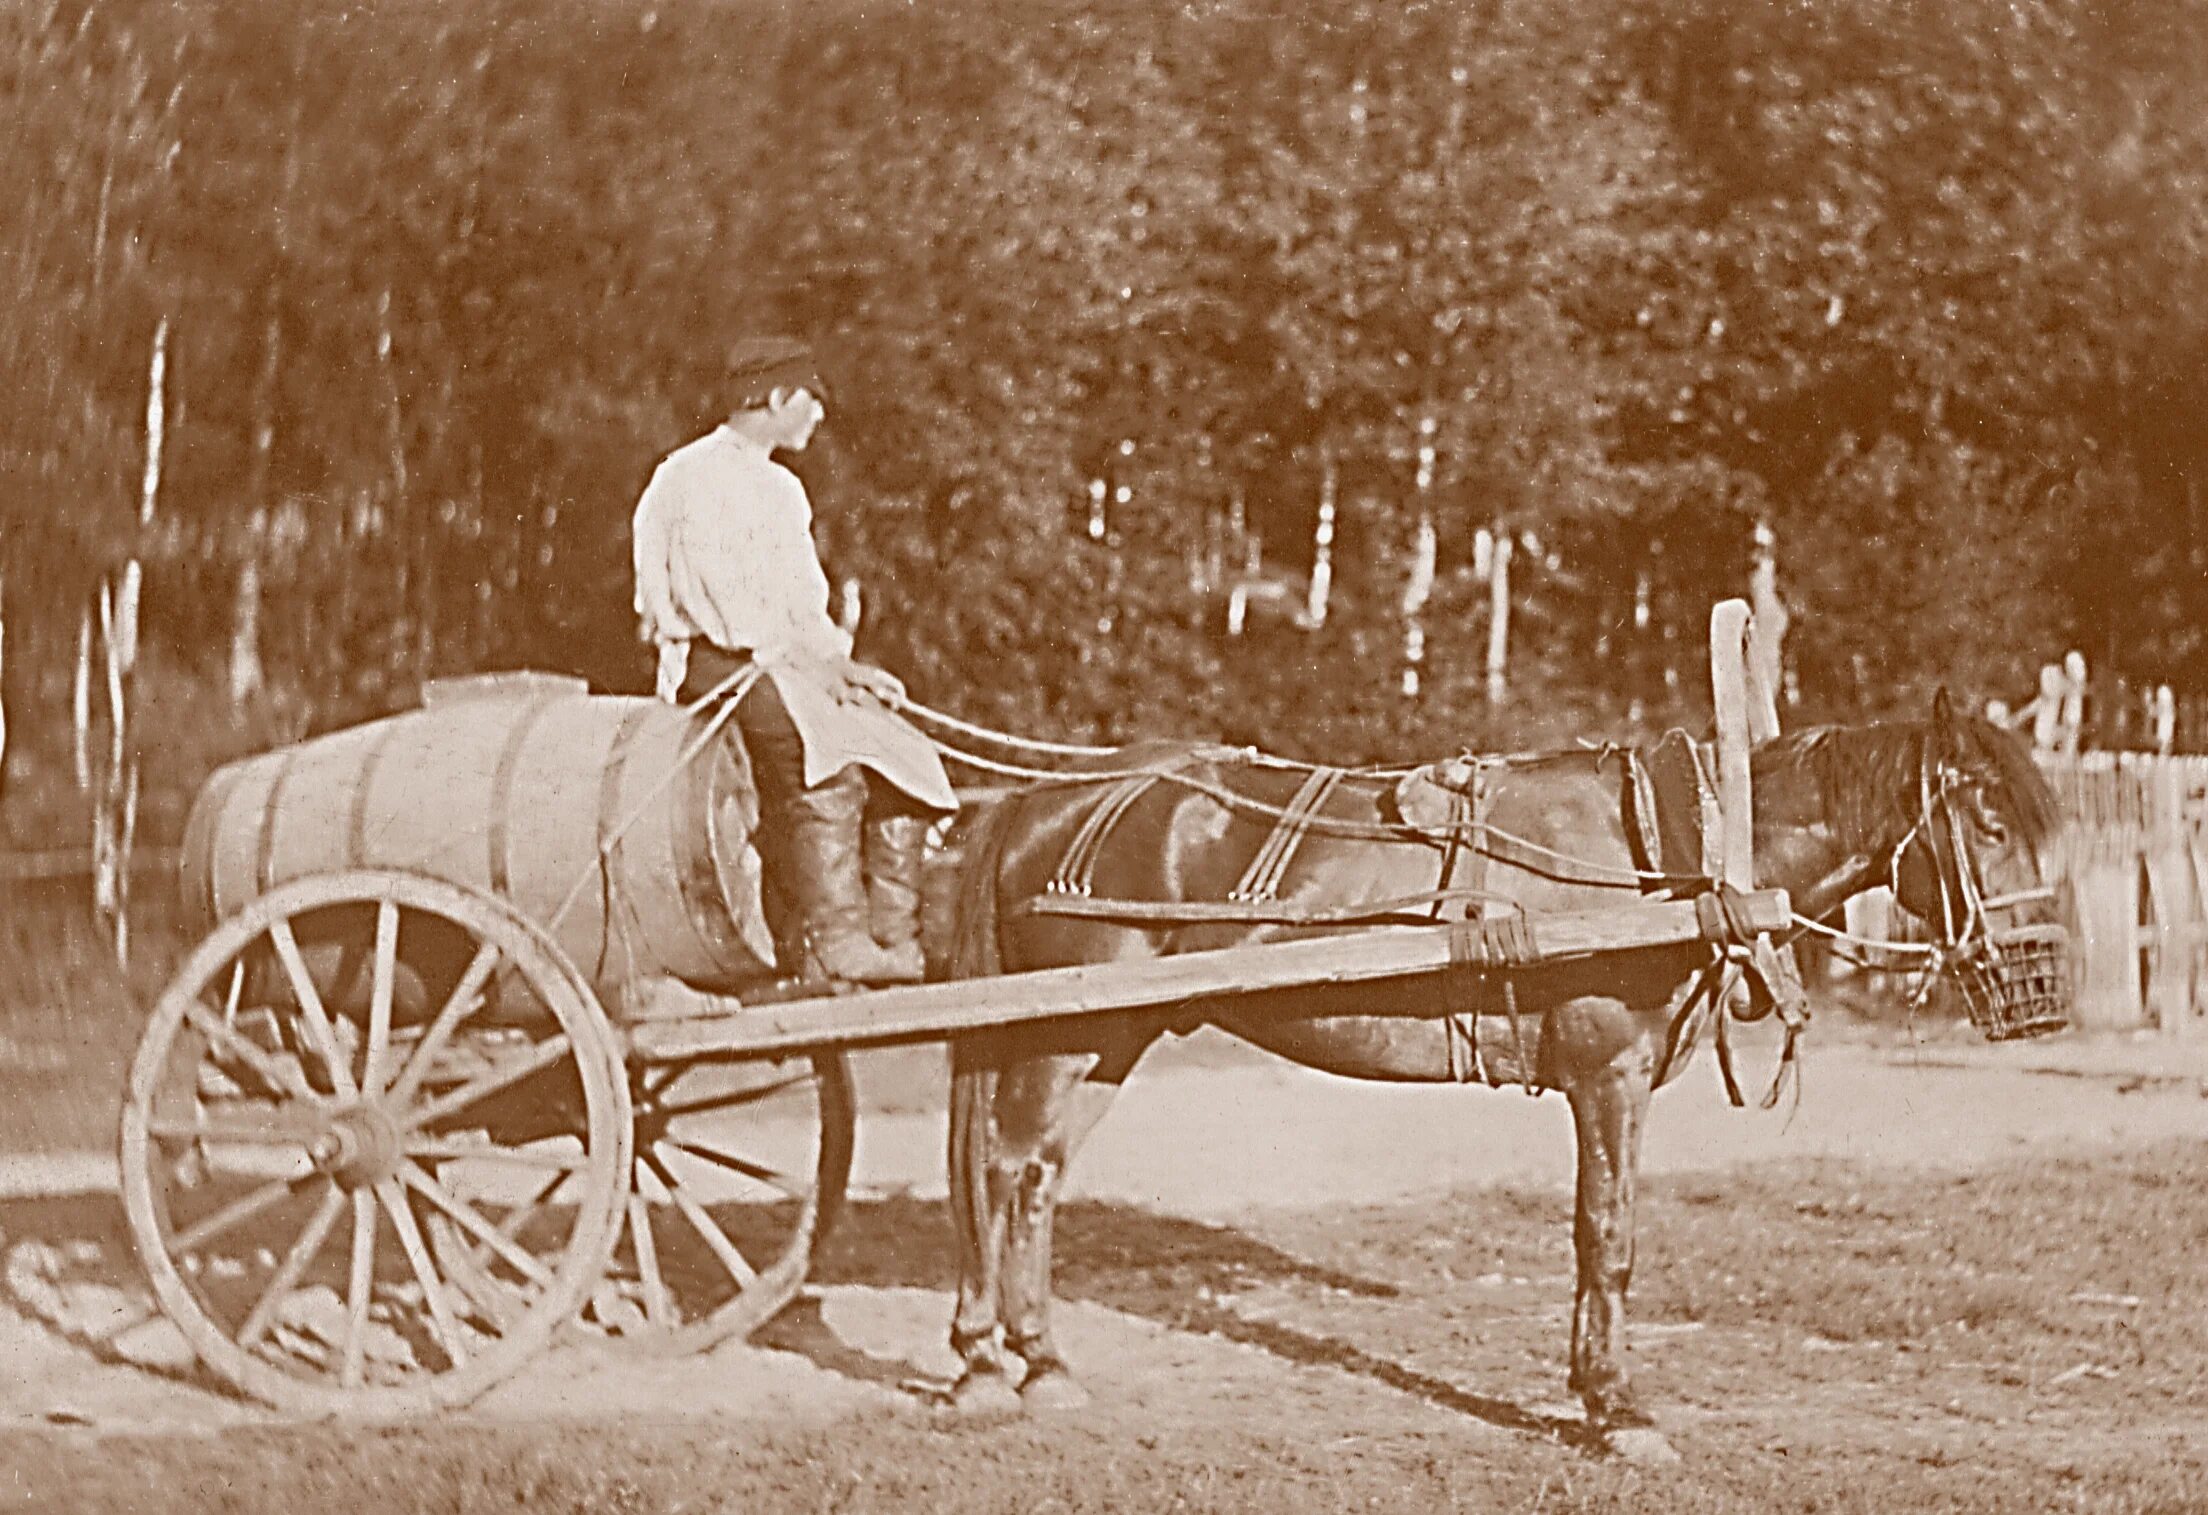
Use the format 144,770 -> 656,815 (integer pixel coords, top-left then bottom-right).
1886,688 -> 2071,1040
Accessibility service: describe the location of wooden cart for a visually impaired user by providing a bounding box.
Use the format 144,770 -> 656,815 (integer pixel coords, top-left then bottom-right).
120,610 -> 1788,1415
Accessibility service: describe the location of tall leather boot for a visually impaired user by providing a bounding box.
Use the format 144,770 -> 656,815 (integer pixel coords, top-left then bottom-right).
781,768 -> 925,986
862,812 -> 931,983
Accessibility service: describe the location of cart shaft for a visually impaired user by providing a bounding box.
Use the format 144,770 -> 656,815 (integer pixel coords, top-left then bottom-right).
626,888 -> 1791,1061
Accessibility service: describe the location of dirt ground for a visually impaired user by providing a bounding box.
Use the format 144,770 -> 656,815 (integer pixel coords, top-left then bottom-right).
4,1021 -> 2208,1512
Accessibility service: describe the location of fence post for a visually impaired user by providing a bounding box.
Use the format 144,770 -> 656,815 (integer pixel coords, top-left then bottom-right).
2140,757 -> 2205,1036
2058,756 -> 2145,1030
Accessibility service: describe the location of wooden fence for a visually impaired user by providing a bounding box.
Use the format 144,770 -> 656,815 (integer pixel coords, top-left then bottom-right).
2039,753 -> 2208,1035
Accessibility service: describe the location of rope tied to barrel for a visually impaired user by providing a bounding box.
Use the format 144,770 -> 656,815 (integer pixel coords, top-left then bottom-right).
544,664 -> 762,964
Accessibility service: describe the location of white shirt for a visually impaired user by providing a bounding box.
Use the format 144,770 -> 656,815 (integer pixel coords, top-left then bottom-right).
628,427 -> 956,810
632,427 -> 853,698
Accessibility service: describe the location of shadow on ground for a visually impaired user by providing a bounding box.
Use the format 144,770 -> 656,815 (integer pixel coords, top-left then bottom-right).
0,1187 -> 1589,1444
808,1195 -> 1588,1444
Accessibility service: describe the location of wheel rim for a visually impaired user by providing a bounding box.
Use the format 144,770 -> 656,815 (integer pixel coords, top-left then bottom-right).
585,1050 -> 854,1351
120,871 -> 630,1416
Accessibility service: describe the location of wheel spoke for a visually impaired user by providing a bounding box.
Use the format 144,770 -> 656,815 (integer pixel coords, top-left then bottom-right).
387,942 -> 502,1111
654,1069 -> 816,1121
146,1115 -> 319,1149
269,919 -> 359,1100
646,1143 -> 758,1287
170,1175 -> 303,1255
428,1213 -> 526,1334
360,901 -> 400,1097
400,1161 -> 556,1290
220,960 -> 246,1028
404,1034 -> 572,1131
405,1138 -> 588,1171
377,1180 -> 470,1368
181,1002 -> 318,1104
626,1188 -> 673,1328
341,1188 -> 376,1388
493,1171 -> 572,1244
239,1180 -> 345,1350
663,1139 -> 807,1204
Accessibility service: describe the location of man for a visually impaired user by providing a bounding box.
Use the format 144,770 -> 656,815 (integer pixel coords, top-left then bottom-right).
632,337 -> 955,985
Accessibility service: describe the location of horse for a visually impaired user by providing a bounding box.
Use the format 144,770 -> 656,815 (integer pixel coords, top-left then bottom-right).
931,690 -> 2066,1456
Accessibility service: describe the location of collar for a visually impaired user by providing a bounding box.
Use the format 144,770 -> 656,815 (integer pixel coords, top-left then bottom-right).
713,422 -> 776,459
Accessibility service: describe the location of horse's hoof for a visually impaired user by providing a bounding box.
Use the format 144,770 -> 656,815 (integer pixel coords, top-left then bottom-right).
1019,1367 -> 1091,1413
1604,1426 -> 1682,1467
947,1370 -> 1024,1420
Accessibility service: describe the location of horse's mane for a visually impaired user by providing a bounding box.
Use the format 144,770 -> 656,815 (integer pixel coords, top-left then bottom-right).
1752,715 -> 2062,856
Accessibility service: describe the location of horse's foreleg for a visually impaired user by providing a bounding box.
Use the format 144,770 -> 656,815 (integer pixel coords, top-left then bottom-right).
1560,1027 -> 1658,1434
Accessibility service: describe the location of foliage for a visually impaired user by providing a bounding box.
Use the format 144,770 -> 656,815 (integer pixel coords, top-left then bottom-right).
4,0 -> 2207,804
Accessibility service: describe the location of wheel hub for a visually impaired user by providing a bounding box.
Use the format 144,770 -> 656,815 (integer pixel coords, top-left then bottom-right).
309,1103 -> 403,1189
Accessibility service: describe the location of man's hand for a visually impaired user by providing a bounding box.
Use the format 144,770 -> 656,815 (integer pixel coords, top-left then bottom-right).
846,662 -> 907,706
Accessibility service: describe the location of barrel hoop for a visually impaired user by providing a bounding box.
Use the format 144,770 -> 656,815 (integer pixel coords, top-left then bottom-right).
488,695 -> 564,901
256,749 -> 301,898
593,703 -> 660,985
183,763 -> 243,927
347,723 -> 392,870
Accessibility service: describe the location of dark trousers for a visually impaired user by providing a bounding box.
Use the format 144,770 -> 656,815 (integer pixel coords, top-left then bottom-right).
680,644 -> 930,978
681,643 -> 928,824
683,646 -> 812,817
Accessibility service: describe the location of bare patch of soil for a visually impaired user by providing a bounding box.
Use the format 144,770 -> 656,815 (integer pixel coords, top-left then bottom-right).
6,1033 -> 2208,1511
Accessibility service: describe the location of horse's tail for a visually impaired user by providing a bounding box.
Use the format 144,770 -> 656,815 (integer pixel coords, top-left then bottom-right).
943,793 -> 1015,982
943,795 -> 1017,1304
948,1034 -> 999,1297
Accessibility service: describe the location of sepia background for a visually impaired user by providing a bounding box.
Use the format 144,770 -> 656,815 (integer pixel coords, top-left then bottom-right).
6,2 -> 2208,1510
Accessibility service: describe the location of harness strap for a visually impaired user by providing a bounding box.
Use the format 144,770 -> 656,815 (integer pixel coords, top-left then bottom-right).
1020,887 -> 1524,927
1624,747 -> 1664,885
1459,768 -> 1492,902
1443,913 -> 1544,1094
1713,964 -> 1749,1107
1435,790 -> 1473,921
1229,767 -> 1346,903
1448,913 -> 1540,969
1045,773 -> 1162,898
1439,784 -> 1486,1083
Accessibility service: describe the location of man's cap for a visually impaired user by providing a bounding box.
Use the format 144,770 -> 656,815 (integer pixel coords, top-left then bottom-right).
725,336 -> 825,409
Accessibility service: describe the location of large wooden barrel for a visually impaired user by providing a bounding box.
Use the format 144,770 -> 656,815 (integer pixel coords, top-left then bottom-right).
180,673 -> 780,1007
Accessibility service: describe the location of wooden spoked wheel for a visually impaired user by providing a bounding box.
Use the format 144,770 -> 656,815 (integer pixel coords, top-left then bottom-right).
119,870 -> 631,1416
584,1049 -> 854,1352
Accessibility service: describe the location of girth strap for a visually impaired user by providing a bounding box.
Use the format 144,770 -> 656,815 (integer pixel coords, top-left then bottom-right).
1045,773 -> 1163,897
1433,774 -> 1544,1092
1229,767 -> 1346,903
1444,775 -> 1490,911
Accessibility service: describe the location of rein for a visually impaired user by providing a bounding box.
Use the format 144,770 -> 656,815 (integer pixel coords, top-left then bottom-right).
914,702 -> 1805,1102
1020,886 -> 1526,927
907,703 -> 1684,893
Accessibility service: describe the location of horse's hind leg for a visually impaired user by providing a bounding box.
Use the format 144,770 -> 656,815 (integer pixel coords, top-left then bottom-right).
995,1072 -> 1119,1409
1556,1008 -> 1665,1447
947,1041 -> 1021,1415
988,1027 -> 1153,1411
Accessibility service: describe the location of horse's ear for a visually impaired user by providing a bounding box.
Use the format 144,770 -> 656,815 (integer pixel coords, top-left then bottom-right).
1928,685 -> 1967,765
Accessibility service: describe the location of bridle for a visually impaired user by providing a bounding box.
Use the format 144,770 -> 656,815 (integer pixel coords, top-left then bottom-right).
1884,747 -> 2068,1040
